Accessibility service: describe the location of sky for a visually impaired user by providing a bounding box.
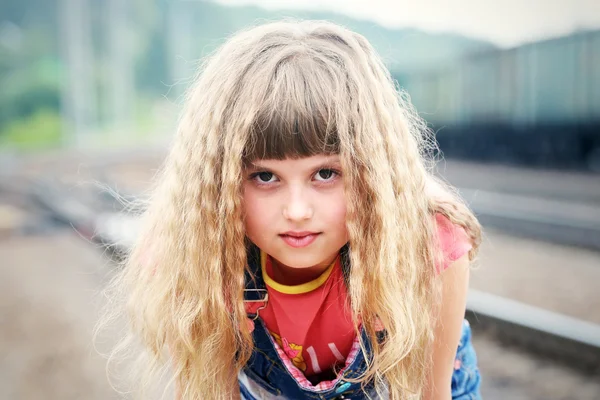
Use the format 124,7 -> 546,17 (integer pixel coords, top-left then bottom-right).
214,0 -> 600,48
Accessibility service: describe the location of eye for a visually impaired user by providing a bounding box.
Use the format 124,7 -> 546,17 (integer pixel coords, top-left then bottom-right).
251,171 -> 277,184
314,168 -> 339,182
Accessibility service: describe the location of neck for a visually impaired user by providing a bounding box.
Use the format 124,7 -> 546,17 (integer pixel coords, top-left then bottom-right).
270,255 -> 336,286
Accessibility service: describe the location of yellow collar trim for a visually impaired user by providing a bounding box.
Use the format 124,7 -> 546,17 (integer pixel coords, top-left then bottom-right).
261,251 -> 337,295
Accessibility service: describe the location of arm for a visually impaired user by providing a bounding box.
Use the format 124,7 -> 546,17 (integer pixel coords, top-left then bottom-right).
423,253 -> 470,400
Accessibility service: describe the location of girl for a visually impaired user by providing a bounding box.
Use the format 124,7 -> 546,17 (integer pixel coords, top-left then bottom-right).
105,20 -> 482,400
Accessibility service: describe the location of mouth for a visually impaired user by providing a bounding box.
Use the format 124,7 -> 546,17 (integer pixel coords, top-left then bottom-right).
280,231 -> 320,238
279,232 -> 321,248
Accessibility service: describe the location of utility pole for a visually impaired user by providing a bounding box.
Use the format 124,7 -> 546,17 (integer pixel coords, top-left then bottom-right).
58,0 -> 97,147
168,0 -> 193,101
107,0 -> 134,140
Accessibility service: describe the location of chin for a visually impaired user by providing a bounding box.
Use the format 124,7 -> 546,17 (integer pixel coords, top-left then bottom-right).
272,252 -> 325,269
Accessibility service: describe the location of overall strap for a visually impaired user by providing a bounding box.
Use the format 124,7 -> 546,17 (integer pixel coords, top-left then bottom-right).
244,245 -> 268,319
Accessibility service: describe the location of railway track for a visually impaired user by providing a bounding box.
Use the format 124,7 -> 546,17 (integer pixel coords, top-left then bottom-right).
461,188 -> 600,251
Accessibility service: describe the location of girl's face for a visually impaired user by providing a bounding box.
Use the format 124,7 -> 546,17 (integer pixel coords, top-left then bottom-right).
242,154 -> 349,272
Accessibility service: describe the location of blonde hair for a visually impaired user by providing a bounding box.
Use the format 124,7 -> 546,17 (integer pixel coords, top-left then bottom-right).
100,19 -> 481,400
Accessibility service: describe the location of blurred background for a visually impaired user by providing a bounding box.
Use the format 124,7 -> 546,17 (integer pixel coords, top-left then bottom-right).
1,0 -> 599,399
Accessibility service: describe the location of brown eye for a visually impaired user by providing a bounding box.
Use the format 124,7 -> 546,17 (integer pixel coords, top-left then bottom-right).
258,172 -> 274,182
250,171 -> 277,184
314,169 -> 338,182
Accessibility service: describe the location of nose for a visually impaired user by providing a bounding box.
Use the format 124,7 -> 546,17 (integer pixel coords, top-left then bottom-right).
282,187 -> 313,221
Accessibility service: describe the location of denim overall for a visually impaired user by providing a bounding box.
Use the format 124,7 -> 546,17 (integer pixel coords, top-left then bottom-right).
240,246 -> 482,399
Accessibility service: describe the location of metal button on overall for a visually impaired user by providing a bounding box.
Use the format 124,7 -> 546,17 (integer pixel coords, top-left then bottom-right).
335,381 -> 351,393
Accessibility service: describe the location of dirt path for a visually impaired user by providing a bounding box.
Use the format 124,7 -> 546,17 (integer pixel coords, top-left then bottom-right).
0,233 -> 121,400
471,227 -> 600,324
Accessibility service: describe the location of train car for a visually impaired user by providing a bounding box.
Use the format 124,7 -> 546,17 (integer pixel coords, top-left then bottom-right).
399,30 -> 600,171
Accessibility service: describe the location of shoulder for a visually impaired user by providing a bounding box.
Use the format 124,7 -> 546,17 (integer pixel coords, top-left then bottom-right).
433,213 -> 473,272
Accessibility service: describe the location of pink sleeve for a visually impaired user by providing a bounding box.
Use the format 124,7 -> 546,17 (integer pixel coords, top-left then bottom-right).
434,213 -> 472,273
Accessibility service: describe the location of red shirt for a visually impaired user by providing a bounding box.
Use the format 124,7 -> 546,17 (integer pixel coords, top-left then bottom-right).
259,253 -> 354,378
255,214 -> 471,378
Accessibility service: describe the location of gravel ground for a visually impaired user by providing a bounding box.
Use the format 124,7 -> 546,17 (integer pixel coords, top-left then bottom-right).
0,233 -> 121,400
473,333 -> 600,400
470,227 -> 600,324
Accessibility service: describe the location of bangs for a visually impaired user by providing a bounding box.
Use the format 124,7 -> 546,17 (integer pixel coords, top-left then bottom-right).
242,58 -> 340,163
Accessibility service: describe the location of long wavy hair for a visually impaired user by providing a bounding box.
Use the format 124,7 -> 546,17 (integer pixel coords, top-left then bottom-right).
99,20 -> 481,400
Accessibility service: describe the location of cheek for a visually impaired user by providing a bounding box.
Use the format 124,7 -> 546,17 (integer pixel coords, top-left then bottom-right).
242,189 -> 257,231
330,203 -> 347,224
242,187 -> 271,237
325,190 -> 348,226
